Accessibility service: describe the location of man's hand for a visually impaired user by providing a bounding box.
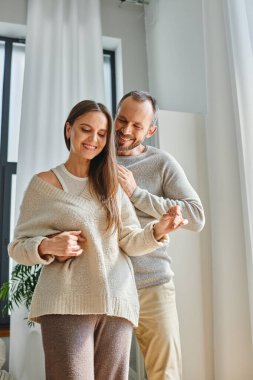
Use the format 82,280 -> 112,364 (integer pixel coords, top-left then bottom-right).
38,231 -> 86,262
153,205 -> 188,241
117,165 -> 137,197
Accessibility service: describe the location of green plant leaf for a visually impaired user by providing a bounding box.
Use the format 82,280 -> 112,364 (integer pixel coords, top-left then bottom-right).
0,264 -> 41,321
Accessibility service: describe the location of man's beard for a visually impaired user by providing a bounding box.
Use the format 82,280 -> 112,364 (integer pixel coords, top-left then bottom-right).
116,140 -> 142,152
115,131 -> 142,152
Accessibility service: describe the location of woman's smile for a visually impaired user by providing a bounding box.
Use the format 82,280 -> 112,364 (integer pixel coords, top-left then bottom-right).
82,143 -> 97,150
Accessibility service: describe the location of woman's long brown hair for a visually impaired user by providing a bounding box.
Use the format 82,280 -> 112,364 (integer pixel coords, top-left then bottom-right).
64,100 -> 120,232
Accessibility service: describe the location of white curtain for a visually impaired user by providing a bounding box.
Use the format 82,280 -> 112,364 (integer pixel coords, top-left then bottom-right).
10,0 -> 105,379
223,0 -> 253,343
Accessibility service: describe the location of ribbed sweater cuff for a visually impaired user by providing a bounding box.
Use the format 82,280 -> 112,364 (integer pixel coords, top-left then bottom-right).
27,237 -> 55,265
143,222 -> 170,248
130,186 -> 142,203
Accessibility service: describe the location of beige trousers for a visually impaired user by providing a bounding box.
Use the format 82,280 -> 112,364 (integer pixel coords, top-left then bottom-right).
134,280 -> 182,380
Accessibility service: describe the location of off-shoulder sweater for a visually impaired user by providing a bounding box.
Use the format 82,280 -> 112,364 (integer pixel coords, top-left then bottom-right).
8,175 -> 168,327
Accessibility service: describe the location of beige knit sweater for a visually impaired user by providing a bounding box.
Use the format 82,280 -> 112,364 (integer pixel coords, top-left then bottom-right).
8,175 -> 169,327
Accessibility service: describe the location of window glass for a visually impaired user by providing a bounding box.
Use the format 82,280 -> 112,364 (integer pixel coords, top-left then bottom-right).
8,42 -> 25,162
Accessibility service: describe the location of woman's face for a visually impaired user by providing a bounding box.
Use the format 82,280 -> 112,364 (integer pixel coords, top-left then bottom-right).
65,111 -> 108,160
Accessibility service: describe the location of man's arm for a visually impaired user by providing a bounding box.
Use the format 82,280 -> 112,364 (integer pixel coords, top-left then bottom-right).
130,186 -> 204,232
118,157 -> 205,232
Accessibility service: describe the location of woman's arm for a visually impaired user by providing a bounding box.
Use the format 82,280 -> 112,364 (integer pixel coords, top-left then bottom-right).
8,174 -> 84,265
118,188 -> 187,256
38,231 -> 85,262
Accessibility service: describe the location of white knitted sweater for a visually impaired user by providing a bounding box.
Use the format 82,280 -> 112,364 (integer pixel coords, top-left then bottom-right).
8,175 -> 169,326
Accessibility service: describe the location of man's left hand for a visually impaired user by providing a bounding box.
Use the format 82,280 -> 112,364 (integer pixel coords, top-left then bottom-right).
117,165 -> 137,197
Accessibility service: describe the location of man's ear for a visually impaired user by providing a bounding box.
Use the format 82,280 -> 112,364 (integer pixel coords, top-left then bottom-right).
65,122 -> 71,139
146,125 -> 158,139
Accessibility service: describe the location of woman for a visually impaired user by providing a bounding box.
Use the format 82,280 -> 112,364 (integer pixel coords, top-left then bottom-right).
9,100 -> 187,380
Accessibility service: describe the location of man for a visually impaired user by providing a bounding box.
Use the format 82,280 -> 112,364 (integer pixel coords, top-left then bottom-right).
115,91 -> 205,380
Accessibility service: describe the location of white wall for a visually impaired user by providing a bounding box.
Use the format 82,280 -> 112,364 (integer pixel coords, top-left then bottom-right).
100,0 -> 149,93
0,0 -> 27,24
145,0 -> 206,113
159,110 -> 213,380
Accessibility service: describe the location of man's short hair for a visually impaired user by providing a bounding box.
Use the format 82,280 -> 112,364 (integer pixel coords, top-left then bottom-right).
117,90 -> 159,127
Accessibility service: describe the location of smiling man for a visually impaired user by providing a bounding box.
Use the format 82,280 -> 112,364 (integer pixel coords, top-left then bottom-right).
115,91 -> 205,380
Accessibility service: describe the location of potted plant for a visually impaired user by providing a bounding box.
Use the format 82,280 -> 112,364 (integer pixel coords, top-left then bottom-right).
0,264 -> 41,326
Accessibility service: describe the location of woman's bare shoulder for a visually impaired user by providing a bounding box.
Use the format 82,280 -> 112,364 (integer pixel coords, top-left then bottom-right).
37,170 -> 62,189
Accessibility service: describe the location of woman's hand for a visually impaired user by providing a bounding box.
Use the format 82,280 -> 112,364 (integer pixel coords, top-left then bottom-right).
38,231 -> 85,262
153,205 -> 188,241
